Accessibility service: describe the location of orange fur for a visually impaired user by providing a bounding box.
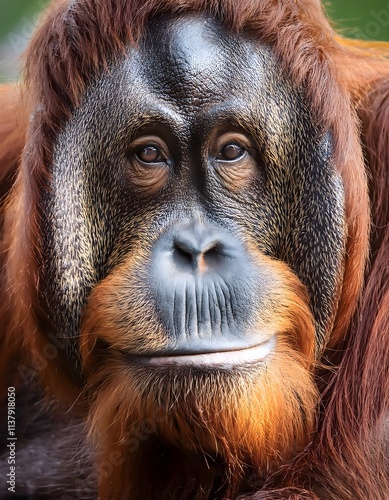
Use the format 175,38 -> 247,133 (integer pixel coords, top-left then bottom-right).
0,85 -> 25,192
80,244 -> 316,497
0,85 -> 27,394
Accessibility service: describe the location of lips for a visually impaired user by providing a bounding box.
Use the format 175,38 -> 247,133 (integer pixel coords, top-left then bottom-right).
133,336 -> 275,367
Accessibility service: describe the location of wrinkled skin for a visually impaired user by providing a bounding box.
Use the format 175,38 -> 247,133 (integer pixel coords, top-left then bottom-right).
31,13 -> 347,499
43,14 -> 345,365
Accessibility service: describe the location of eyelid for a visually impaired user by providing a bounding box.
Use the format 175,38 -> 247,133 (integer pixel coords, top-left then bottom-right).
135,145 -> 165,164
126,135 -> 171,195
207,131 -> 259,191
210,132 -> 253,163
216,144 -> 247,163
128,135 -> 170,163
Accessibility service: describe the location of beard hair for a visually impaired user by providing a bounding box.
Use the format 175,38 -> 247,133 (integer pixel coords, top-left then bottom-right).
85,338 -> 317,499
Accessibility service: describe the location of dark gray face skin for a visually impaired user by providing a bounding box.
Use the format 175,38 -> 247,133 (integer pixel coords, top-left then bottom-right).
41,14 -> 345,369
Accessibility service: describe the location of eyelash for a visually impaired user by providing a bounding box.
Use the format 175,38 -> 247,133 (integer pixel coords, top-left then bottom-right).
216,143 -> 247,162
134,145 -> 166,164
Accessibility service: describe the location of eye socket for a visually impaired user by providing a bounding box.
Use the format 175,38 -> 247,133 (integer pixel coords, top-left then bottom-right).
126,135 -> 171,195
209,132 -> 257,191
134,144 -> 166,164
218,143 -> 246,162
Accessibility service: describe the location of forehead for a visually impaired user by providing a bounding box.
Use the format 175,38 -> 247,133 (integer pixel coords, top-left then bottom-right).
135,14 -> 269,107
89,12 -> 295,121
65,13 -> 304,151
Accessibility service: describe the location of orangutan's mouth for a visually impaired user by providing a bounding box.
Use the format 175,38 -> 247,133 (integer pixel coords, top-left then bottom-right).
134,336 -> 275,367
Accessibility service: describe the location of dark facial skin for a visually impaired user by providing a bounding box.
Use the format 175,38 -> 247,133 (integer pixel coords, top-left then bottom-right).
41,14 -> 345,372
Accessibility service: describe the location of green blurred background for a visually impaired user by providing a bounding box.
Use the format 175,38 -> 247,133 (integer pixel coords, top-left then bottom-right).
0,0 -> 389,81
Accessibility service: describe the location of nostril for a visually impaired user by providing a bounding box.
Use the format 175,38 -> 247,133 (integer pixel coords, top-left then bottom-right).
173,240 -> 196,268
172,237 -> 224,272
202,243 -> 221,265
155,223 -> 243,277
203,242 -> 220,255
